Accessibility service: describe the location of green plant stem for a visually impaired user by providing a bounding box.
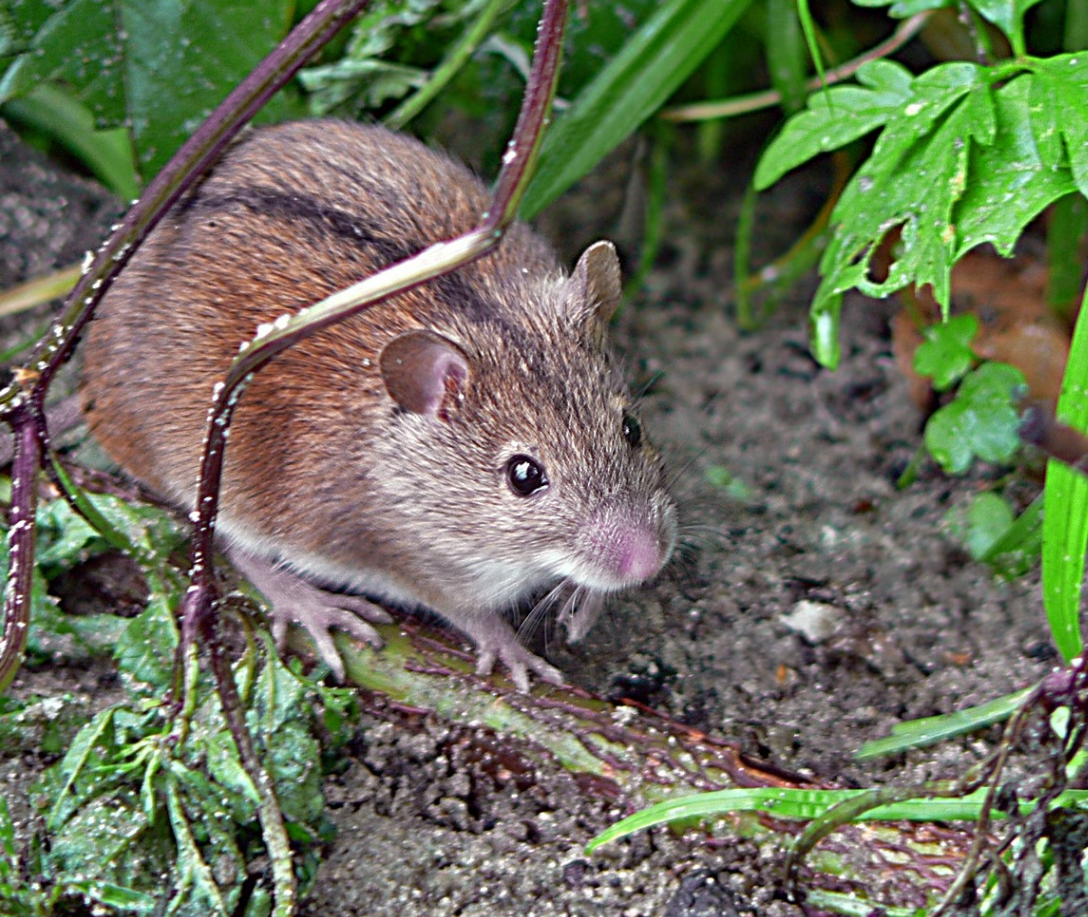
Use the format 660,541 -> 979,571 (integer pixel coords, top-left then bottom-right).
660,13 -> 929,123
385,0 -> 506,130
0,264 -> 81,320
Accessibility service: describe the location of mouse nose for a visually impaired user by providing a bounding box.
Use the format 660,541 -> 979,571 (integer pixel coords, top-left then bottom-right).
618,528 -> 668,580
579,493 -> 677,588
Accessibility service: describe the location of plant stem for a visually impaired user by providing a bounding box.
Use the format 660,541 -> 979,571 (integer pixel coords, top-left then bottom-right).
385,0 -> 507,130
660,13 -> 929,123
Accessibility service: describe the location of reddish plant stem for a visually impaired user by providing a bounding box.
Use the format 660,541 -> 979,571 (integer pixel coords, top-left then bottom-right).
0,0 -> 371,694
179,0 -> 570,663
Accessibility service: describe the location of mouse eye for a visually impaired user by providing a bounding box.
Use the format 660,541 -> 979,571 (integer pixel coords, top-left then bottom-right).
506,454 -> 549,497
622,411 -> 642,448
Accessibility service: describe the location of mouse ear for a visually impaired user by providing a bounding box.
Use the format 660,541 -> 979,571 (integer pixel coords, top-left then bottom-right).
563,241 -> 622,332
380,330 -> 470,417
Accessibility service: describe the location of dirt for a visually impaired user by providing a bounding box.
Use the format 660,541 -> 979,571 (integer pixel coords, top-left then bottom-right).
0,118 -> 1058,916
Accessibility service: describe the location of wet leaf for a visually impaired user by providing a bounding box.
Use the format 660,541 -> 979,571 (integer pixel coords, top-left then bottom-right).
756,52 -> 1088,367
924,362 -> 1026,474
522,0 -> 753,217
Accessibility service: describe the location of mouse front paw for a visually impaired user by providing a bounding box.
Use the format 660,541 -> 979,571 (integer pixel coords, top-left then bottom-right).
228,546 -> 391,680
466,616 -> 566,692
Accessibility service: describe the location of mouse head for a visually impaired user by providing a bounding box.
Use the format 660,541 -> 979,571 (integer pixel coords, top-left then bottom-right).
372,241 -> 676,634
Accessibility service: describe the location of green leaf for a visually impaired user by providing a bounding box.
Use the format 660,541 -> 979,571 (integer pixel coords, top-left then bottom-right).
975,491 -> 1043,576
953,73 -> 1077,258
298,0 -> 441,113
948,491 -> 1016,560
913,313 -> 979,391
1032,53 -> 1088,199
765,0 -> 808,113
1043,283 -> 1088,662
1,83 -> 138,199
114,595 -> 179,690
924,362 -> 1026,474
813,62 -> 991,314
755,58 -> 915,189
856,686 -> 1034,758
972,0 -> 1045,50
522,0 -> 754,218
588,783 -> 1088,852
0,0 -> 296,181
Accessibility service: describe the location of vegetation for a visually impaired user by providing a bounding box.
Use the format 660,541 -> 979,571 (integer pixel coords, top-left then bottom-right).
1,0 -> 1088,914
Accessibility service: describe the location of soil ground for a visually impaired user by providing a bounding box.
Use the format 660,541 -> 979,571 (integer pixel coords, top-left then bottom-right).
0,119 -> 1058,916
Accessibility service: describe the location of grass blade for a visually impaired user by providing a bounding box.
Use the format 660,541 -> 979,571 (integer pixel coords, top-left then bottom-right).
521,0 -> 754,218
1042,283 -> 1088,662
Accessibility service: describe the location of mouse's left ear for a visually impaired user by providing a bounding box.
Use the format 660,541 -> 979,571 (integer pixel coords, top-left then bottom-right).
380,330 -> 470,419
563,241 -> 622,337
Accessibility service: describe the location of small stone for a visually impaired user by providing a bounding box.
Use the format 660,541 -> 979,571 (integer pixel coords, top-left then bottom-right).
781,600 -> 842,644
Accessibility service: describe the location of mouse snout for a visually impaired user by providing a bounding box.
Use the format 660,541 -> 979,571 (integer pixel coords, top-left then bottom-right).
618,528 -> 668,581
577,493 -> 677,589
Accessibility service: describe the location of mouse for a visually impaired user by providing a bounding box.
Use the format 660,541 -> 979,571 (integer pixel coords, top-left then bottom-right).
79,119 -> 677,690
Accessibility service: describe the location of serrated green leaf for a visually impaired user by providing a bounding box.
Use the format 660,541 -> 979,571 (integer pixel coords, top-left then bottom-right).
1033,53 -> 1088,198
954,74 -> 1077,256
914,313 -> 979,390
755,59 -> 915,189
924,362 -> 1026,474
807,63 -> 990,323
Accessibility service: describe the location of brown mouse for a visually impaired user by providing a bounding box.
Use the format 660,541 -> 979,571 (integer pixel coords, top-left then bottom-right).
79,119 -> 677,690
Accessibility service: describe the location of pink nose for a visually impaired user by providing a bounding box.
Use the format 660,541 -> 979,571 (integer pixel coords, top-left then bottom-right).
618,529 -> 666,581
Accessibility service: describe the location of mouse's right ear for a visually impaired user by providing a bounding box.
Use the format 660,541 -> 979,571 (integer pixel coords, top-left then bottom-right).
379,330 -> 470,419
563,241 -> 622,341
